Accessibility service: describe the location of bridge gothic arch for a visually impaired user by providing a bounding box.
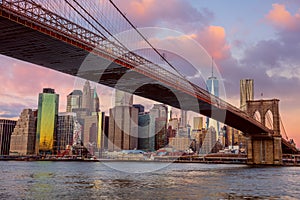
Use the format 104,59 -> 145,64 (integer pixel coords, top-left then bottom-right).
265,110 -> 274,130
246,99 -> 280,136
253,110 -> 261,123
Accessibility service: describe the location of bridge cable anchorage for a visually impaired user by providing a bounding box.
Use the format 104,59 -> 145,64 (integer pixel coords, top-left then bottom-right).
108,0 -> 189,82
280,116 -> 289,140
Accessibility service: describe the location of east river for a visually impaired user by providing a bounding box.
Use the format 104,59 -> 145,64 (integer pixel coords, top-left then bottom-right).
0,161 -> 299,199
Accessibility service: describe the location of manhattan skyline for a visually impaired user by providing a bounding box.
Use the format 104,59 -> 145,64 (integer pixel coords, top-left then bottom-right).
0,0 -> 300,147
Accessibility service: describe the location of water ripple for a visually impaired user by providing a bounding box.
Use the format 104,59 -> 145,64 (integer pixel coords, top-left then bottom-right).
0,162 -> 299,199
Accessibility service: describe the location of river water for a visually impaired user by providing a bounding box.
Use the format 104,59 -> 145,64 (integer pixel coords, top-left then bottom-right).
0,161 -> 299,199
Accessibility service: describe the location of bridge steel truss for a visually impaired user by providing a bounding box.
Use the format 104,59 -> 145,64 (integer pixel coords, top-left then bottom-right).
0,0 -> 273,136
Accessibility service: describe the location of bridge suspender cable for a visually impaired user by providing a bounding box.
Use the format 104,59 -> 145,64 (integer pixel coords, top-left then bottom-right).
280,116 -> 289,140
64,0 -> 128,51
64,0 -> 107,39
108,0 -> 187,80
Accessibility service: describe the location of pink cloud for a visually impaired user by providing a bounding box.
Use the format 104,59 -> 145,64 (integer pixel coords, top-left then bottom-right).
114,0 -> 213,30
0,56 -> 79,113
265,3 -> 300,30
193,26 -> 231,61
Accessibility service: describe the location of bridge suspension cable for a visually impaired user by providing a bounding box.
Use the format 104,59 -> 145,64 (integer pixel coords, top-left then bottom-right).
64,0 -> 127,50
280,116 -> 289,140
61,0 -> 194,91
108,0 -> 188,81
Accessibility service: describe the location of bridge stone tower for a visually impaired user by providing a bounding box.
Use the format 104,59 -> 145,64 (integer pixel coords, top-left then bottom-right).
246,99 -> 282,165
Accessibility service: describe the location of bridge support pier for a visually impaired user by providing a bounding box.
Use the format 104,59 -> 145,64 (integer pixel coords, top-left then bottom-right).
247,136 -> 282,165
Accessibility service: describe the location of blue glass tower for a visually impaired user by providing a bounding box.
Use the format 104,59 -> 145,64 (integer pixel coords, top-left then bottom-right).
206,60 -> 220,139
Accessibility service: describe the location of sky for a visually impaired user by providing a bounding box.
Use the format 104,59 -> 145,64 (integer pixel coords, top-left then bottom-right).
0,0 -> 300,146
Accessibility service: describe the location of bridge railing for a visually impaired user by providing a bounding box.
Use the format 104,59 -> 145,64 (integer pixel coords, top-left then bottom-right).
0,0 -> 270,133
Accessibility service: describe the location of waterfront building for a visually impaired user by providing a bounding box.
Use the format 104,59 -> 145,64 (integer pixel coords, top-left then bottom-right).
226,126 -> 247,149
193,117 -> 203,130
168,118 -> 179,134
56,112 -> 76,152
108,91 -> 138,151
200,127 -> 216,154
66,90 -> 82,112
149,104 -> 168,150
240,79 -> 254,111
103,115 -> 109,150
10,109 -> 37,155
155,117 -> 168,150
169,137 -> 191,151
0,119 -> 16,155
67,81 -> 100,151
36,88 -> 59,155
192,128 -> 207,152
133,104 -> 152,151
137,112 -> 151,151
180,110 -> 187,128
84,114 -> 98,153
96,112 -> 107,157
108,106 -> 138,151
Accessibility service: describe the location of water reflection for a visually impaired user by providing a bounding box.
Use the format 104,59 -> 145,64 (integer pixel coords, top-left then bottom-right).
0,162 -> 299,199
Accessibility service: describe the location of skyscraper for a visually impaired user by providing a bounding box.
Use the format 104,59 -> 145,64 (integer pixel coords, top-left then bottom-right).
180,110 -> 187,128
240,79 -> 254,111
115,89 -> 133,106
92,89 -> 100,113
66,90 -> 82,112
149,104 -> 168,150
0,119 -> 16,155
10,109 -> 37,155
82,80 -> 92,112
137,112 -> 151,151
57,112 -> 76,152
36,88 -> 59,155
200,127 -> 216,154
108,90 -> 138,151
68,81 -> 100,150
108,106 -> 138,151
155,117 -> 168,150
193,117 -> 203,130
206,61 -> 219,140
97,112 -> 106,151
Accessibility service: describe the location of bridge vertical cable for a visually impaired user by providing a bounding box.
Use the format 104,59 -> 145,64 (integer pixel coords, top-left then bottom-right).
280,116 -> 288,140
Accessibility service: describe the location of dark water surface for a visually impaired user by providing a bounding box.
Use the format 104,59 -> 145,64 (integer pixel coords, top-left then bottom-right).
0,161 -> 299,199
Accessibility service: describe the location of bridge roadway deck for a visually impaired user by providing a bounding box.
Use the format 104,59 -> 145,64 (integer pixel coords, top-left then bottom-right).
0,1 -> 271,136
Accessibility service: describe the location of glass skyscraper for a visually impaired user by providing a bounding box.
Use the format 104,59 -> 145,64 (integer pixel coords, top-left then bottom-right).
57,112 -> 76,152
206,67 -> 220,141
66,90 -> 82,112
36,88 -> 59,155
206,76 -> 219,97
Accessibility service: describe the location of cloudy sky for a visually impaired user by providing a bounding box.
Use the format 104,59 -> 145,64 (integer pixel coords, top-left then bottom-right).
1,0 -> 300,146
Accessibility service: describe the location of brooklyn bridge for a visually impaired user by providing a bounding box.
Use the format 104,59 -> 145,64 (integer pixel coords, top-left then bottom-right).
0,0 -> 298,164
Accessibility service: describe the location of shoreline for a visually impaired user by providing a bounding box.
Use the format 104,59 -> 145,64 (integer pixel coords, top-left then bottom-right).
1,157 -> 299,166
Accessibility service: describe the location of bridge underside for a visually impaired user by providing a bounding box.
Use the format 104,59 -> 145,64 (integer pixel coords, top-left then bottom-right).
282,139 -> 298,154
0,12 -> 270,135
